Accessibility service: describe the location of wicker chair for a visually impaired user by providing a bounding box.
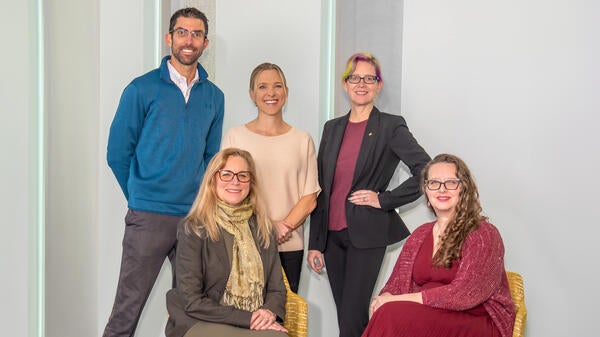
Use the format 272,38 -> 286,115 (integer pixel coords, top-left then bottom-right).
506,271 -> 527,337
281,269 -> 308,337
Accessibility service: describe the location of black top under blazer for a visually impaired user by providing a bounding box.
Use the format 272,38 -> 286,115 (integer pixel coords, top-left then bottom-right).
309,107 -> 431,251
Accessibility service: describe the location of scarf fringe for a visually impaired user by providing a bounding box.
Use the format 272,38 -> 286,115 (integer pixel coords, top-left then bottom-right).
223,281 -> 263,311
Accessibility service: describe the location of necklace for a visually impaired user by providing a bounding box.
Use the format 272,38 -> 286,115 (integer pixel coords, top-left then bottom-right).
432,222 -> 446,253
433,222 -> 446,239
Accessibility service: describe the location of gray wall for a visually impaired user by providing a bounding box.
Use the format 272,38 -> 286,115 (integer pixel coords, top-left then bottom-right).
3,1 -> 599,337
335,0 -> 404,116
44,0 -> 100,335
401,1 -> 600,336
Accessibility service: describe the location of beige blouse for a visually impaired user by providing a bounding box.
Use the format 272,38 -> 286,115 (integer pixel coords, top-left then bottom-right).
222,125 -> 321,251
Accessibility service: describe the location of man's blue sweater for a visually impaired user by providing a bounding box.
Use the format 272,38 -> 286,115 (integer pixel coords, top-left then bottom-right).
107,56 -> 224,216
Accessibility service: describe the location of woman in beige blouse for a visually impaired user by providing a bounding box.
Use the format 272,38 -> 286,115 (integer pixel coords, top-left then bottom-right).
222,63 -> 320,293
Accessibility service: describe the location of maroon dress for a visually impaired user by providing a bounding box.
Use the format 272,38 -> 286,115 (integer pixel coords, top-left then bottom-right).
361,231 -> 501,337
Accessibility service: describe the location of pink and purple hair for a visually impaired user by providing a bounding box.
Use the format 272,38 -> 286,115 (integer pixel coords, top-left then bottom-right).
341,52 -> 383,83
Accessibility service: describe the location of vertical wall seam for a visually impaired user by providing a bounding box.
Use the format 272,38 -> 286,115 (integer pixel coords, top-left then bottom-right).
319,0 -> 336,140
35,0 -> 45,335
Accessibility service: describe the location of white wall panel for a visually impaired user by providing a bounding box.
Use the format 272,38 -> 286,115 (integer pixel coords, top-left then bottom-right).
0,1 -> 41,336
401,1 -> 600,336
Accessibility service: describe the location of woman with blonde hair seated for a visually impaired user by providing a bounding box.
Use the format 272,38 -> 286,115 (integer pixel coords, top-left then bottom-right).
165,148 -> 288,337
362,154 -> 515,337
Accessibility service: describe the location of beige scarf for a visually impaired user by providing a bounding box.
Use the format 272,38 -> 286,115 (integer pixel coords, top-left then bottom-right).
215,200 -> 264,311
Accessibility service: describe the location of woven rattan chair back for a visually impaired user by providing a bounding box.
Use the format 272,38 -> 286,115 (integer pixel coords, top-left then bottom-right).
506,271 -> 527,337
281,269 -> 308,337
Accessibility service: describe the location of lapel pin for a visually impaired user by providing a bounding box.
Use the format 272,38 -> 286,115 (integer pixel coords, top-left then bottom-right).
368,132 -> 373,136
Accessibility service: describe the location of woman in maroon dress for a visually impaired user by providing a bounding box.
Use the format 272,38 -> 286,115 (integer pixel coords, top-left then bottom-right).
363,154 -> 516,337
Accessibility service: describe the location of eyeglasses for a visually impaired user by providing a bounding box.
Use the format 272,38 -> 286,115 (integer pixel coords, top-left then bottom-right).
345,75 -> 380,84
424,179 -> 461,191
217,169 -> 252,183
170,27 -> 206,40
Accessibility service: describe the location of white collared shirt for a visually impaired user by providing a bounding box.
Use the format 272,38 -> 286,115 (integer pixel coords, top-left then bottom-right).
167,60 -> 199,103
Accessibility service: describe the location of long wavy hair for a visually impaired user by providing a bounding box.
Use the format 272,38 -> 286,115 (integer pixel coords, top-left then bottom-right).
421,154 -> 488,267
183,148 -> 272,248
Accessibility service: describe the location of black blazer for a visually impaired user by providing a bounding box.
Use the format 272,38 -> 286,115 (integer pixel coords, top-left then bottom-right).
165,217 -> 286,337
309,107 -> 430,250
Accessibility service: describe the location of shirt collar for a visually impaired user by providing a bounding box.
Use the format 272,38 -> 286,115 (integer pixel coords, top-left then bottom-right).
167,60 -> 199,86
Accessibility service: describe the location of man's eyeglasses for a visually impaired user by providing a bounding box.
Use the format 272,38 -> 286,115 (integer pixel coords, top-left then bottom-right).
170,27 -> 206,40
217,170 -> 252,183
424,179 -> 461,191
345,75 -> 380,84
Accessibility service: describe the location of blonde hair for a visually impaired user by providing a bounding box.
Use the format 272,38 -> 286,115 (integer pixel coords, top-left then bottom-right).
249,62 -> 288,92
183,148 -> 272,247
249,62 -> 289,106
421,154 -> 488,267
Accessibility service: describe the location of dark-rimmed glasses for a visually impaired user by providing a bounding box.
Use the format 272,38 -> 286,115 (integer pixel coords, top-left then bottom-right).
217,169 -> 252,183
424,179 -> 461,191
170,27 -> 206,40
345,75 -> 379,84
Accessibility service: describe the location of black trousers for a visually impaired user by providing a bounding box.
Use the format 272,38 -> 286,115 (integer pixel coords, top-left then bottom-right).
324,229 -> 386,337
103,209 -> 182,337
279,250 -> 304,293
